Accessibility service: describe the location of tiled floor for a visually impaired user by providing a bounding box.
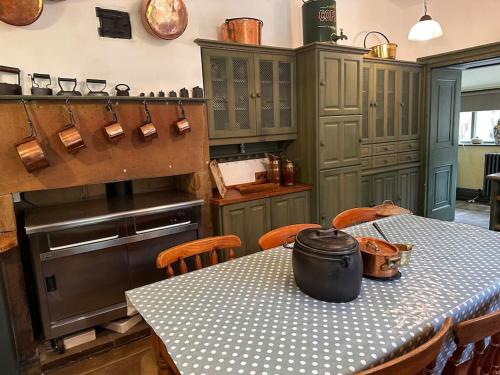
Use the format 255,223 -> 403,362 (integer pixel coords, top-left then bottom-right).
454,200 -> 490,229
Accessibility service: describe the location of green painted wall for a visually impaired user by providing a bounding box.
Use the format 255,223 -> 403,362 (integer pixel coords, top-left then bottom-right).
457,145 -> 499,189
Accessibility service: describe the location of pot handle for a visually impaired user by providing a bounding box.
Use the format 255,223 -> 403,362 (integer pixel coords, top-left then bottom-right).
282,235 -> 296,249
380,255 -> 401,271
58,77 -> 78,92
364,31 -> 391,48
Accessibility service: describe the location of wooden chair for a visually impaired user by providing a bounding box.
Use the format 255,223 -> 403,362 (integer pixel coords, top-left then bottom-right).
357,317 -> 452,375
442,309 -> 500,375
153,235 -> 242,374
258,223 -> 322,250
332,207 -> 380,229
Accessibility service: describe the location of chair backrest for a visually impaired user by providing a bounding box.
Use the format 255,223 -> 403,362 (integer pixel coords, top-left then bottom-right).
357,318 -> 452,375
156,235 -> 242,278
258,223 -> 322,250
442,309 -> 500,375
331,207 -> 379,229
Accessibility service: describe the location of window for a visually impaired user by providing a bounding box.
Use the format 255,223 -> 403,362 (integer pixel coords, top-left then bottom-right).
459,110 -> 500,143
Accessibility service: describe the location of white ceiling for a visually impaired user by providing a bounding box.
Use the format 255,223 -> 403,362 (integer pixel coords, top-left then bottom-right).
462,65 -> 500,91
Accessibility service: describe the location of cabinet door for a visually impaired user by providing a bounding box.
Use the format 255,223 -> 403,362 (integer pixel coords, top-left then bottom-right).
203,50 -> 257,139
319,52 -> 362,116
361,175 -> 372,207
398,167 -> 420,213
399,68 -> 421,140
373,65 -> 398,143
372,172 -> 398,205
319,166 -> 361,227
222,199 -> 271,257
271,191 -> 310,229
361,64 -> 373,143
255,54 -> 296,135
319,115 -> 361,169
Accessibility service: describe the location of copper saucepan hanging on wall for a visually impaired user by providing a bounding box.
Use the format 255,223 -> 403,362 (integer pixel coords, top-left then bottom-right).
141,0 -> 188,40
138,101 -> 158,141
0,0 -> 43,26
59,99 -> 86,153
104,101 -> 125,143
15,99 -> 50,173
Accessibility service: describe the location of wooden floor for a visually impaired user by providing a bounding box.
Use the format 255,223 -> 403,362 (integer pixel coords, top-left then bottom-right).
24,338 -> 158,375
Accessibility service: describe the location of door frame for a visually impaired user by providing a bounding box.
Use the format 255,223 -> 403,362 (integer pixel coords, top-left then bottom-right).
417,42 -> 500,217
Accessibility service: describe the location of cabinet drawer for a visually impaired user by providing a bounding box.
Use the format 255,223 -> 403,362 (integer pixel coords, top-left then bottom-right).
373,142 -> 397,155
398,151 -> 420,164
361,157 -> 371,170
372,154 -> 397,168
360,144 -> 372,157
398,140 -> 420,153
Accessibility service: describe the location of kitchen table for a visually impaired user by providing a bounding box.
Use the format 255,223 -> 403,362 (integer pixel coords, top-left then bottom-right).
126,215 -> 500,374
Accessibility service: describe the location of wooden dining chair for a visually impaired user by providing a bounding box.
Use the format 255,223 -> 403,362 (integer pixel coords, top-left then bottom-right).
153,235 -> 242,374
357,317 -> 452,375
258,223 -> 322,250
442,309 -> 500,375
332,207 -> 380,229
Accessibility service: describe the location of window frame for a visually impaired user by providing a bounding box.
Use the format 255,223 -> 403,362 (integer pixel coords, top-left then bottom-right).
459,110 -> 498,145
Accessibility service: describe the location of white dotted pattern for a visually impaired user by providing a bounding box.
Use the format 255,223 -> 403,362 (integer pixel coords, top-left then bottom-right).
126,215 -> 500,374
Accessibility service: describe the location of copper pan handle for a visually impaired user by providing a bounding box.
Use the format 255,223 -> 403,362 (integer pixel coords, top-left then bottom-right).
380,255 -> 401,271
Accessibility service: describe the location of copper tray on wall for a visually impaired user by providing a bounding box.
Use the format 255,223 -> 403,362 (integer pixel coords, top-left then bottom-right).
141,0 -> 188,40
0,0 -> 43,26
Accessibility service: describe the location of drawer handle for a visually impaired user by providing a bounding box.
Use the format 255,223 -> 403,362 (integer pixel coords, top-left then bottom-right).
320,81 -> 326,87
383,147 -> 388,151
320,141 -> 325,147
407,145 -> 412,149
135,221 -> 191,235
49,235 -> 119,251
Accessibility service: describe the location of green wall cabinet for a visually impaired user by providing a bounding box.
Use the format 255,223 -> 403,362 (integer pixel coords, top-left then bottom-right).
198,40 -> 296,145
213,191 -> 311,256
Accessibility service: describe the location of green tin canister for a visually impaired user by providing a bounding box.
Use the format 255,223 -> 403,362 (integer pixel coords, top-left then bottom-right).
302,0 -> 337,45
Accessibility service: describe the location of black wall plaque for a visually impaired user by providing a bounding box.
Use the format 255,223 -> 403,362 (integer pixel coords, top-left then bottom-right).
96,7 -> 132,39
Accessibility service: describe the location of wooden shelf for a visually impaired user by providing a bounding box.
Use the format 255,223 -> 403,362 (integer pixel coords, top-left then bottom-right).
0,95 -> 207,103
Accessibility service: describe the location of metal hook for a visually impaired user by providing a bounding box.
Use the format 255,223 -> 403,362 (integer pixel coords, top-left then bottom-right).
178,99 -> 185,118
21,99 -> 36,138
143,100 -> 152,124
106,99 -> 118,123
64,98 -> 76,126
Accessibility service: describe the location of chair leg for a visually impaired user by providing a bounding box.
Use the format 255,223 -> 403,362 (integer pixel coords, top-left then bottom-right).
151,332 -> 171,375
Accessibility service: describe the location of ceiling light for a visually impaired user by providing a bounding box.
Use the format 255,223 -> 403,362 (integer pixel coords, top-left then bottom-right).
408,0 -> 443,41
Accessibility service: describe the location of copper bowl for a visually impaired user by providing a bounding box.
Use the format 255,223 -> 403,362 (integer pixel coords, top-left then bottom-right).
138,122 -> 158,141
104,122 -> 125,143
141,0 -> 188,40
357,237 -> 401,278
58,125 -> 86,153
15,138 -> 49,172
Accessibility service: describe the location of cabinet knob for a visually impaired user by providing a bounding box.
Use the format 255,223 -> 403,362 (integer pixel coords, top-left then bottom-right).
374,102 -> 377,107
383,147 -> 388,151
320,81 -> 326,87
320,141 -> 325,147
383,159 -> 388,164
400,102 -> 404,107
359,138 -> 362,143
250,93 -> 256,99
256,93 -> 261,98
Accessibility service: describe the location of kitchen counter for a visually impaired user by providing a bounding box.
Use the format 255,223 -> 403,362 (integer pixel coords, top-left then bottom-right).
0,232 -> 17,254
210,184 -> 312,206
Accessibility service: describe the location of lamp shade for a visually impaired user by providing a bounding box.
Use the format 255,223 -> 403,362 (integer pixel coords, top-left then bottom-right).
408,14 -> 443,41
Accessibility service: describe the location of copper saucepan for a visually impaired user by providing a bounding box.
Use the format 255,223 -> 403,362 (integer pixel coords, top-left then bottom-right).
15,100 -> 49,173
357,237 -> 401,278
59,100 -> 86,153
104,102 -> 125,143
138,101 -> 158,141
141,0 -> 188,40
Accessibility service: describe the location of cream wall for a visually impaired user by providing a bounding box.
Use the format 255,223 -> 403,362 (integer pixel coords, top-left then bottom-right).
457,145 -> 499,190
1,0 -> 500,94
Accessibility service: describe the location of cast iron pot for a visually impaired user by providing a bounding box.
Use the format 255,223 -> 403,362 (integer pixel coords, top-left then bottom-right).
288,228 -> 363,303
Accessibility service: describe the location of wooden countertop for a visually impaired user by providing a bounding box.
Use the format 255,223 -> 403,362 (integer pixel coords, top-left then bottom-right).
0,232 -> 17,254
487,173 -> 500,182
210,184 -> 313,206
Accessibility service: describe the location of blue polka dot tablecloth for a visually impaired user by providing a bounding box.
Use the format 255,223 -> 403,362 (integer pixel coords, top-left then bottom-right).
126,215 -> 500,375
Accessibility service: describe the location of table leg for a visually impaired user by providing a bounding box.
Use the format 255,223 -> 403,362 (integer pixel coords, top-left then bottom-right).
150,330 -> 180,375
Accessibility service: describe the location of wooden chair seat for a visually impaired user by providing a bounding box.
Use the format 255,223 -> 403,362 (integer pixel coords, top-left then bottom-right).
357,317 -> 452,375
442,309 -> 500,375
332,207 -> 380,229
258,223 -> 322,250
153,235 -> 242,374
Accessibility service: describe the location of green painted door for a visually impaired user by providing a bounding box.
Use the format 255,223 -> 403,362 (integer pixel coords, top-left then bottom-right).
222,199 -> 271,257
398,167 -> 420,213
425,68 -> 461,221
319,166 -> 361,227
372,172 -> 398,205
373,64 -> 398,143
270,191 -> 311,229
255,54 -> 296,135
319,52 -> 362,116
319,115 -> 362,169
203,50 -> 257,139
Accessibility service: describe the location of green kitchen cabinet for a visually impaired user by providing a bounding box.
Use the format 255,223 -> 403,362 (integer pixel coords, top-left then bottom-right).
319,166 -> 361,227
319,115 -> 362,170
399,68 -> 421,140
372,171 -> 398,205
319,51 -> 363,116
398,167 -> 420,213
198,40 -> 296,144
270,191 -> 310,229
361,175 -> 371,207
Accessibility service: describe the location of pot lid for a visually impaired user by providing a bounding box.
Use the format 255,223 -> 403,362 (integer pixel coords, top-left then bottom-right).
296,228 -> 358,255
357,237 -> 399,256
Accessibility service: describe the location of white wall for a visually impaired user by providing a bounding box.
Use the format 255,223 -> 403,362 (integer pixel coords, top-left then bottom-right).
1,0 -> 500,93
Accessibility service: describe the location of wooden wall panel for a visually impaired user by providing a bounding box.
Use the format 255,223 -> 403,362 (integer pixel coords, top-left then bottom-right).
0,194 -> 16,232
0,101 -> 208,195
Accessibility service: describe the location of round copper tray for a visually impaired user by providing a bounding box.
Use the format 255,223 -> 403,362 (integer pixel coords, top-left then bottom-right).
141,0 -> 188,40
0,0 -> 43,26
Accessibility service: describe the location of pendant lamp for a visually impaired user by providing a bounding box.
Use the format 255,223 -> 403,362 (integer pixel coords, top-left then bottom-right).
408,0 -> 443,41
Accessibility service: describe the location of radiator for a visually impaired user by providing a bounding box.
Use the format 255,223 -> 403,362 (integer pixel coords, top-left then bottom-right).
483,153 -> 500,199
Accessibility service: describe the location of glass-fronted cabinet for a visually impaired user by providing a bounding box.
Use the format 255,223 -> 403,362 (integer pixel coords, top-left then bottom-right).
373,65 -> 397,143
399,69 -> 421,140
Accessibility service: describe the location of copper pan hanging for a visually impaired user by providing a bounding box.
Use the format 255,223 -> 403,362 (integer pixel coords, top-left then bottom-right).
0,0 -> 43,26
104,101 -> 125,143
141,0 -> 188,40
59,99 -> 86,153
15,100 -> 49,173
138,101 -> 158,141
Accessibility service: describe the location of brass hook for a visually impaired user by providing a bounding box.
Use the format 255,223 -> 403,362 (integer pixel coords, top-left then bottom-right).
106,99 -> 118,123
21,99 -> 36,138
